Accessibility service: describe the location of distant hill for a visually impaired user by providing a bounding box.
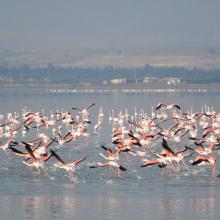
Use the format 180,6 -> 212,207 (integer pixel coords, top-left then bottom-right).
1,48 -> 220,69
1,49 -> 220,85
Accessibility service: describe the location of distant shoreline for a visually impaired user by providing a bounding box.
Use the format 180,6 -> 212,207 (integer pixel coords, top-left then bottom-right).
0,82 -> 220,93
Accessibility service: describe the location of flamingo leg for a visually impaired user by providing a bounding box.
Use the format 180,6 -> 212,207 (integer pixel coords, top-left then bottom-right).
116,168 -> 120,177
181,160 -> 190,172
211,165 -> 216,178
125,152 -> 129,160
64,171 -> 75,181
43,168 -> 55,180
37,167 -> 42,175
3,150 -> 11,159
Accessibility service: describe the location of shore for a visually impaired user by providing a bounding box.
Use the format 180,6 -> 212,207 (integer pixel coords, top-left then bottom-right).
0,82 -> 220,93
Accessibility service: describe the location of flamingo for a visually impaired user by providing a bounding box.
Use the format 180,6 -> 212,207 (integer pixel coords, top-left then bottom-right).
50,150 -> 88,180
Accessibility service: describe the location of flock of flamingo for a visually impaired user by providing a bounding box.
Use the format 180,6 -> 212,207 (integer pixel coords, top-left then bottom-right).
0,102 -> 220,181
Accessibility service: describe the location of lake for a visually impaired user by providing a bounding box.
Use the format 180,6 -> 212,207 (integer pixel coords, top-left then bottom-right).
0,89 -> 220,220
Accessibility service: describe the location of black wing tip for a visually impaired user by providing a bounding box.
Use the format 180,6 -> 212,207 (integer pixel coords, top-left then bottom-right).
101,145 -> 112,152
50,149 -> 57,156
22,141 -> 32,147
191,159 -> 206,166
112,141 -> 121,145
84,155 -> 89,159
81,155 -> 89,162
88,103 -> 96,108
158,163 -> 167,168
162,137 -> 167,143
72,107 -> 80,110
191,161 -> 198,166
140,164 -> 148,167
185,146 -> 194,151
119,166 -> 127,171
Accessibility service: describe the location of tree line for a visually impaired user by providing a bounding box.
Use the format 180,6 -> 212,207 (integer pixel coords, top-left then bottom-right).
0,64 -> 219,84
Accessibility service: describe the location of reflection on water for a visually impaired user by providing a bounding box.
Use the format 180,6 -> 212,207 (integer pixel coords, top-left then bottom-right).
0,193 -> 219,220
0,184 -> 219,220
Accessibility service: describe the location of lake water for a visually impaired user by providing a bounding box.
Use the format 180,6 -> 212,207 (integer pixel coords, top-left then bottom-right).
0,89 -> 220,220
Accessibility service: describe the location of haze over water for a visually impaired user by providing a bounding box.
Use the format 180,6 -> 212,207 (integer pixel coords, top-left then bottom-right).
1,0 -> 220,52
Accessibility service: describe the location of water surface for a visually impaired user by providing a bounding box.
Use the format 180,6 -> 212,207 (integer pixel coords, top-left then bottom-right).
0,90 -> 220,220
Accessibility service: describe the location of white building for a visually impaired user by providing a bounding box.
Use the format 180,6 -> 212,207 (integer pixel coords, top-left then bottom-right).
143,77 -> 159,83
110,78 -> 127,84
162,77 -> 181,85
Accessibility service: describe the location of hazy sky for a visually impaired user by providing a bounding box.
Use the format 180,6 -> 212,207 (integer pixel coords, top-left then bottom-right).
0,0 -> 220,51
